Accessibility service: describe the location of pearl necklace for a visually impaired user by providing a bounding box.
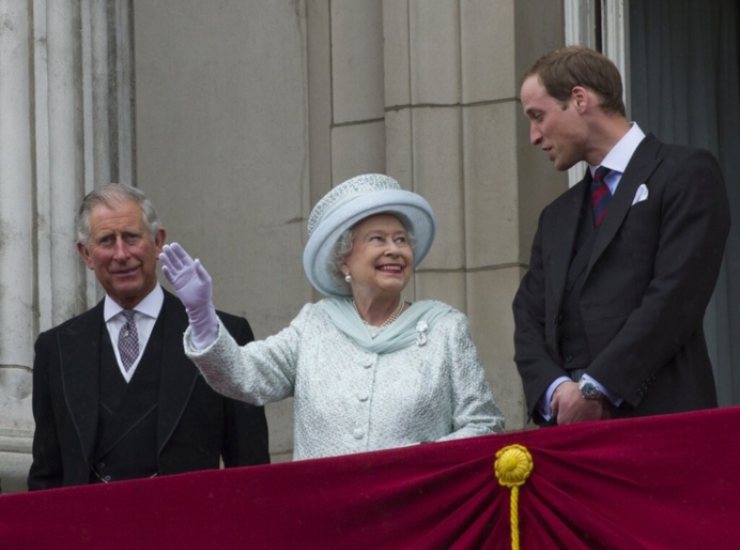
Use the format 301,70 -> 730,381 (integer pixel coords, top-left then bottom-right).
353,299 -> 405,328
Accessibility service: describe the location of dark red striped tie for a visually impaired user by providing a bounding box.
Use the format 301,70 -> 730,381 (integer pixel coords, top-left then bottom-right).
591,166 -> 612,227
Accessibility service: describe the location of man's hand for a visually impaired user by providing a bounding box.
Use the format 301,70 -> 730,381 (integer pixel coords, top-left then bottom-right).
160,243 -> 219,349
551,381 -> 606,425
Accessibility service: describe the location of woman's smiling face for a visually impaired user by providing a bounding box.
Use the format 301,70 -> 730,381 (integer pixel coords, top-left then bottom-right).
342,214 -> 414,298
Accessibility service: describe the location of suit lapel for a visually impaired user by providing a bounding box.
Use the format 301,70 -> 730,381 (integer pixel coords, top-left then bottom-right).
156,291 -> 199,454
549,178 -> 590,313
58,302 -> 104,464
585,134 -> 664,280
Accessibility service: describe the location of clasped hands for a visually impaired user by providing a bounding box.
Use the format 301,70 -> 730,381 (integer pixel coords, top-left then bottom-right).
551,381 -> 610,425
159,243 -> 219,348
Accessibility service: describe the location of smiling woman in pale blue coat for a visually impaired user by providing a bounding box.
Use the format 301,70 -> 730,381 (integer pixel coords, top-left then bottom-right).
160,174 -> 504,460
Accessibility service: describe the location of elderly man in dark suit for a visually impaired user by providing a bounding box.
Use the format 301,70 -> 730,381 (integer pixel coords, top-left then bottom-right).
514,46 -> 730,426
28,183 -> 269,489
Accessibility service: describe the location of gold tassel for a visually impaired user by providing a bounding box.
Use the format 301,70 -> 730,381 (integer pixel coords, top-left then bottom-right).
494,444 -> 534,550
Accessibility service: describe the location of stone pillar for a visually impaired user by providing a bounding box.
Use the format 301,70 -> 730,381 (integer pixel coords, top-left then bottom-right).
0,0 -> 134,492
46,0 -> 88,321
0,0 -> 37,494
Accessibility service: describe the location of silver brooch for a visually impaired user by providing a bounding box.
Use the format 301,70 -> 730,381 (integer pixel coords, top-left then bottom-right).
416,320 -> 429,346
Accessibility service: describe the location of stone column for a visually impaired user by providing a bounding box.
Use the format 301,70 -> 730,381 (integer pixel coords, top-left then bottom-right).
0,0 -> 37,493
0,0 -> 134,492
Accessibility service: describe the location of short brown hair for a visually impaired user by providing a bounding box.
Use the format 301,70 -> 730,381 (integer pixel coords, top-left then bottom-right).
524,46 -> 626,116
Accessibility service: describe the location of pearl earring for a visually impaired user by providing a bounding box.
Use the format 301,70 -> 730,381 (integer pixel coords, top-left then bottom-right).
344,273 -> 352,283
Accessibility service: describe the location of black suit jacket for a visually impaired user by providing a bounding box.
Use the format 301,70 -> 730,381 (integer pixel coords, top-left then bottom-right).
28,290 -> 269,490
513,134 -> 730,423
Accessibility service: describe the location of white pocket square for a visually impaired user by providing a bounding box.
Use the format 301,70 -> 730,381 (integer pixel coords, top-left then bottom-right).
632,184 -> 649,205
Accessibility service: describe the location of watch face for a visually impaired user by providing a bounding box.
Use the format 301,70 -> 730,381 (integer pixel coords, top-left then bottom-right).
579,380 -> 602,400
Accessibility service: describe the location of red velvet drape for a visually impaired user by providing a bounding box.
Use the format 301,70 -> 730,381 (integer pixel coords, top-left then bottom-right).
2,406 -> 739,549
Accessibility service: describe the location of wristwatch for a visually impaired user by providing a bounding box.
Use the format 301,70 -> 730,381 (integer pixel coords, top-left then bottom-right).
578,378 -> 604,401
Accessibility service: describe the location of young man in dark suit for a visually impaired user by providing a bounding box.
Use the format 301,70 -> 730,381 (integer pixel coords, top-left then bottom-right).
513,46 -> 730,426
28,183 -> 269,489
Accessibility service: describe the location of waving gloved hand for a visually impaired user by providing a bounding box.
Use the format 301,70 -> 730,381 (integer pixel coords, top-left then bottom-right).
160,242 -> 219,349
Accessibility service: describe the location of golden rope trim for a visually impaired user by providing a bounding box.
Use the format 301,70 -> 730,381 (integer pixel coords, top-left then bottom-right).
494,444 -> 534,550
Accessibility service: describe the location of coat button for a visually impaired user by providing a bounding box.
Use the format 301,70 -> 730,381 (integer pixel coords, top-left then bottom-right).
357,392 -> 369,402
353,428 -> 364,440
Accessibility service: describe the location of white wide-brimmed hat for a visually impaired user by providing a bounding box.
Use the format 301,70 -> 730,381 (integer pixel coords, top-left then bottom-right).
303,173 -> 436,297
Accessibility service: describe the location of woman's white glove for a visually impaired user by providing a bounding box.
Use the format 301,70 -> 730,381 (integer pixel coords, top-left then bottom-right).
159,243 -> 219,349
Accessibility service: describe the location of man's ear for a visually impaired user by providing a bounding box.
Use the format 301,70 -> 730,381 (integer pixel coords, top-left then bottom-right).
77,241 -> 95,270
153,228 -> 166,252
571,86 -> 589,111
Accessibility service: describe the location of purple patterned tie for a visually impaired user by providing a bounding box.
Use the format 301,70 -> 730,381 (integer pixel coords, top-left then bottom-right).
118,310 -> 139,371
591,166 -> 612,227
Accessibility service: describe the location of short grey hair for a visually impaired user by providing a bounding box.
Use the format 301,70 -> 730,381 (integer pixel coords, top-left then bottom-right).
329,215 -> 416,290
76,183 -> 161,244
329,228 -> 356,288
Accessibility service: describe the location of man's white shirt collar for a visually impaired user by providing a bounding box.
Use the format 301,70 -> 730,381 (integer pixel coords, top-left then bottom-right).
104,284 -> 164,321
591,122 -> 646,176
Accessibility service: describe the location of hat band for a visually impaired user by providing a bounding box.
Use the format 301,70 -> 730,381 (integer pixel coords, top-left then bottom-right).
309,191 -> 366,237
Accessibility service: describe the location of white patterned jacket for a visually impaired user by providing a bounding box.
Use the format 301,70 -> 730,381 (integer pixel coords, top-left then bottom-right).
185,300 -> 504,460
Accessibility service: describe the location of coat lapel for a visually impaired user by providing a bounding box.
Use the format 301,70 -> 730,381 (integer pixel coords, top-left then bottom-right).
57,291 -> 198,462
156,291 -> 199,454
58,302 -> 104,465
549,177 -> 590,313
585,134 -> 664,280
